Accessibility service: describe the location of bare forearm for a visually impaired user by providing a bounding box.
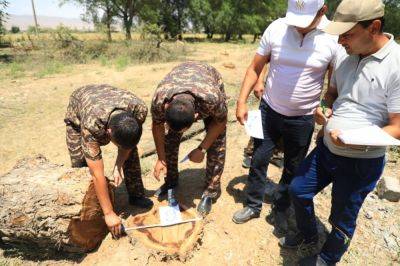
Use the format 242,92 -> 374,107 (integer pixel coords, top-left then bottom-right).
255,65 -> 267,86
116,148 -> 131,168
86,159 -> 114,215
382,125 -> 400,139
152,122 -> 166,161
323,90 -> 338,108
238,68 -> 261,104
200,119 -> 227,149
383,113 -> 400,139
238,55 -> 268,104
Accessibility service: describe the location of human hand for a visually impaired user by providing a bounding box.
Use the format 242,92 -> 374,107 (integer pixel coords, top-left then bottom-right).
253,83 -> 264,99
153,159 -> 167,181
188,148 -> 205,163
236,102 -> 248,125
315,107 -> 332,126
104,212 -> 122,239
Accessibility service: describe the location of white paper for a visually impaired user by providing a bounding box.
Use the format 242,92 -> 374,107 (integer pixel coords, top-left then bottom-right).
179,154 -> 190,163
244,110 -> 264,139
159,205 -> 182,226
338,125 -> 400,146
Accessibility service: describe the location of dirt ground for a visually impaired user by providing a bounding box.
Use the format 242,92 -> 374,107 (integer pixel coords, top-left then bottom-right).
0,41 -> 399,265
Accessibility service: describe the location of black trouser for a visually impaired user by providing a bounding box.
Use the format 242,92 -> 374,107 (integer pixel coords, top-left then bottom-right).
245,100 -> 314,213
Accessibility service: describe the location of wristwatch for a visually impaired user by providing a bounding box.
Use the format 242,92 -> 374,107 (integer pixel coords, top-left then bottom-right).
197,145 -> 207,154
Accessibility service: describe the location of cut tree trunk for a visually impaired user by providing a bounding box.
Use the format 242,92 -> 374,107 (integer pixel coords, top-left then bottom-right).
126,201 -> 203,258
0,155 -> 114,253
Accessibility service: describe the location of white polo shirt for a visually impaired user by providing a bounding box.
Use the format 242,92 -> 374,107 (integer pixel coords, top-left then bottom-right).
257,16 -> 340,116
324,34 -> 400,158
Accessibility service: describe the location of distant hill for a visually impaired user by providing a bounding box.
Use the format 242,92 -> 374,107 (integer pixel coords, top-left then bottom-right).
5,14 -> 94,31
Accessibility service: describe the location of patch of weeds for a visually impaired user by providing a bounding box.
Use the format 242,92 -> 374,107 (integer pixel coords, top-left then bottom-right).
8,62 -> 25,79
34,61 -> 65,78
98,55 -> 109,67
114,56 -> 129,71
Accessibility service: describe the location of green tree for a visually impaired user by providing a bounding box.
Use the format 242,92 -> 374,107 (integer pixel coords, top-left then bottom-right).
325,0 -> 341,19
60,0 -> 117,42
0,0 -> 8,37
112,0 -> 138,40
157,0 -> 189,40
384,0 -> 400,37
10,25 -> 20,33
188,0 -> 218,38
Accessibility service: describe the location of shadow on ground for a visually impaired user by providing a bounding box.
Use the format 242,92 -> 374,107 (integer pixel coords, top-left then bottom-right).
226,174 -> 330,266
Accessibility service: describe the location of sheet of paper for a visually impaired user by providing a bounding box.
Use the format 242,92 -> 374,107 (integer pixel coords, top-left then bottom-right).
179,154 -> 190,163
338,125 -> 400,146
244,110 -> 264,139
159,205 -> 182,226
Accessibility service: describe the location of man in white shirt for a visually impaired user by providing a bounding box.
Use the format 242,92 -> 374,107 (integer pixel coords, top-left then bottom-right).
279,0 -> 400,265
233,0 -> 339,232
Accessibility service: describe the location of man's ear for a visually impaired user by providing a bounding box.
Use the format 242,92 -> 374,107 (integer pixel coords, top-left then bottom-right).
194,113 -> 199,120
107,128 -> 112,136
370,19 -> 382,34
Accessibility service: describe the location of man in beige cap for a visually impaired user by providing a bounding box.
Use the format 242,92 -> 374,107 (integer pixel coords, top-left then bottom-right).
279,0 -> 400,265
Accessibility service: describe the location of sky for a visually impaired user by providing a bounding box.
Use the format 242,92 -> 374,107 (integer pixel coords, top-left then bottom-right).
7,0 -> 86,19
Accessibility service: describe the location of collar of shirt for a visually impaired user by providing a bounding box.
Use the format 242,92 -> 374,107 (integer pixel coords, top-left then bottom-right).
316,15 -> 330,30
370,33 -> 395,60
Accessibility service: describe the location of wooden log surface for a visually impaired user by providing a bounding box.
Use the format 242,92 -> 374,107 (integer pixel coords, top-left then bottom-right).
0,155 -> 113,253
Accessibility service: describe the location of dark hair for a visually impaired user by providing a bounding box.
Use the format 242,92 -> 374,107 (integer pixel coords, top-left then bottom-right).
108,112 -> 142,149
165,98 -> 195,132
358,17 -> 385,32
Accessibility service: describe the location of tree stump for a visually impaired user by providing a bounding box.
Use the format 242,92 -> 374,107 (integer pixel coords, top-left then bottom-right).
0,155 -> 113,253
125,201 -> 203,257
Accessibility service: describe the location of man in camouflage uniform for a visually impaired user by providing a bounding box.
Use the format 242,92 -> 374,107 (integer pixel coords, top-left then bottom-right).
151,62 -> 227,215
64,84 -> 153,237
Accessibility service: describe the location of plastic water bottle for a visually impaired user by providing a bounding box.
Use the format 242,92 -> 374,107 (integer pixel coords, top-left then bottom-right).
167,188 -> 178,207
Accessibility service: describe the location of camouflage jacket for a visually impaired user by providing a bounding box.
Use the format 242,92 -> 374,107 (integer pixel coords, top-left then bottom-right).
64,84 -> 148,160
151,61 -> 227,125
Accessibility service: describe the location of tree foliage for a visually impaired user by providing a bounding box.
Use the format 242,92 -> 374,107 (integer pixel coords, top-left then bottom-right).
0,0 -> 8,36
64,0 -> 400,41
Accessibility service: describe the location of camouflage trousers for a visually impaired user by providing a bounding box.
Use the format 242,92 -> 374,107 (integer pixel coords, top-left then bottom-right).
66,124 -> 145,197
165,117 -> 226,198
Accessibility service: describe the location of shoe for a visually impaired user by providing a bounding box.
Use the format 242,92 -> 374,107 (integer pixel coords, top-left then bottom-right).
269,155 -> 284,168
129,196 -> 154,209
203,188 -> 222,202
278,232 -> 318,249
298,255 -> 334,266
242,155 -> 252,168
197,195 -> 212,216
232,207 -> 260,224
154,182 -> 178,200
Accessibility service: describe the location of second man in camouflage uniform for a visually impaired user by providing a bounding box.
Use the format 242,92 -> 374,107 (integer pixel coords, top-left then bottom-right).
151,61 -> 227,215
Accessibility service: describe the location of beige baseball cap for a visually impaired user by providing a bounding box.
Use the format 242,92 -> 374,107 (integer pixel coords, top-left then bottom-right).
324,0 -> 385,35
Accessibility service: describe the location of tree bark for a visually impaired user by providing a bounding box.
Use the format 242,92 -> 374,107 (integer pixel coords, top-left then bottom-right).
106,22 -> 112,42
252,34 -> 258,43
225,32 -> 232,42
0,155 -> 114,253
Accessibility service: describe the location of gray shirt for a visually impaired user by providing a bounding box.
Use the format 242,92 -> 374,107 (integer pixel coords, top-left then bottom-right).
324,34 -> 400,158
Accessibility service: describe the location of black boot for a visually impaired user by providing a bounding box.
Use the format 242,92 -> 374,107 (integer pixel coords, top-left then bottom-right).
298,255 -> 335,266
232,207 -> 260,224
197,195 -> 212,216
154,182 -> 178,200
129,196 -> 154,209
279,232 -> 318,249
